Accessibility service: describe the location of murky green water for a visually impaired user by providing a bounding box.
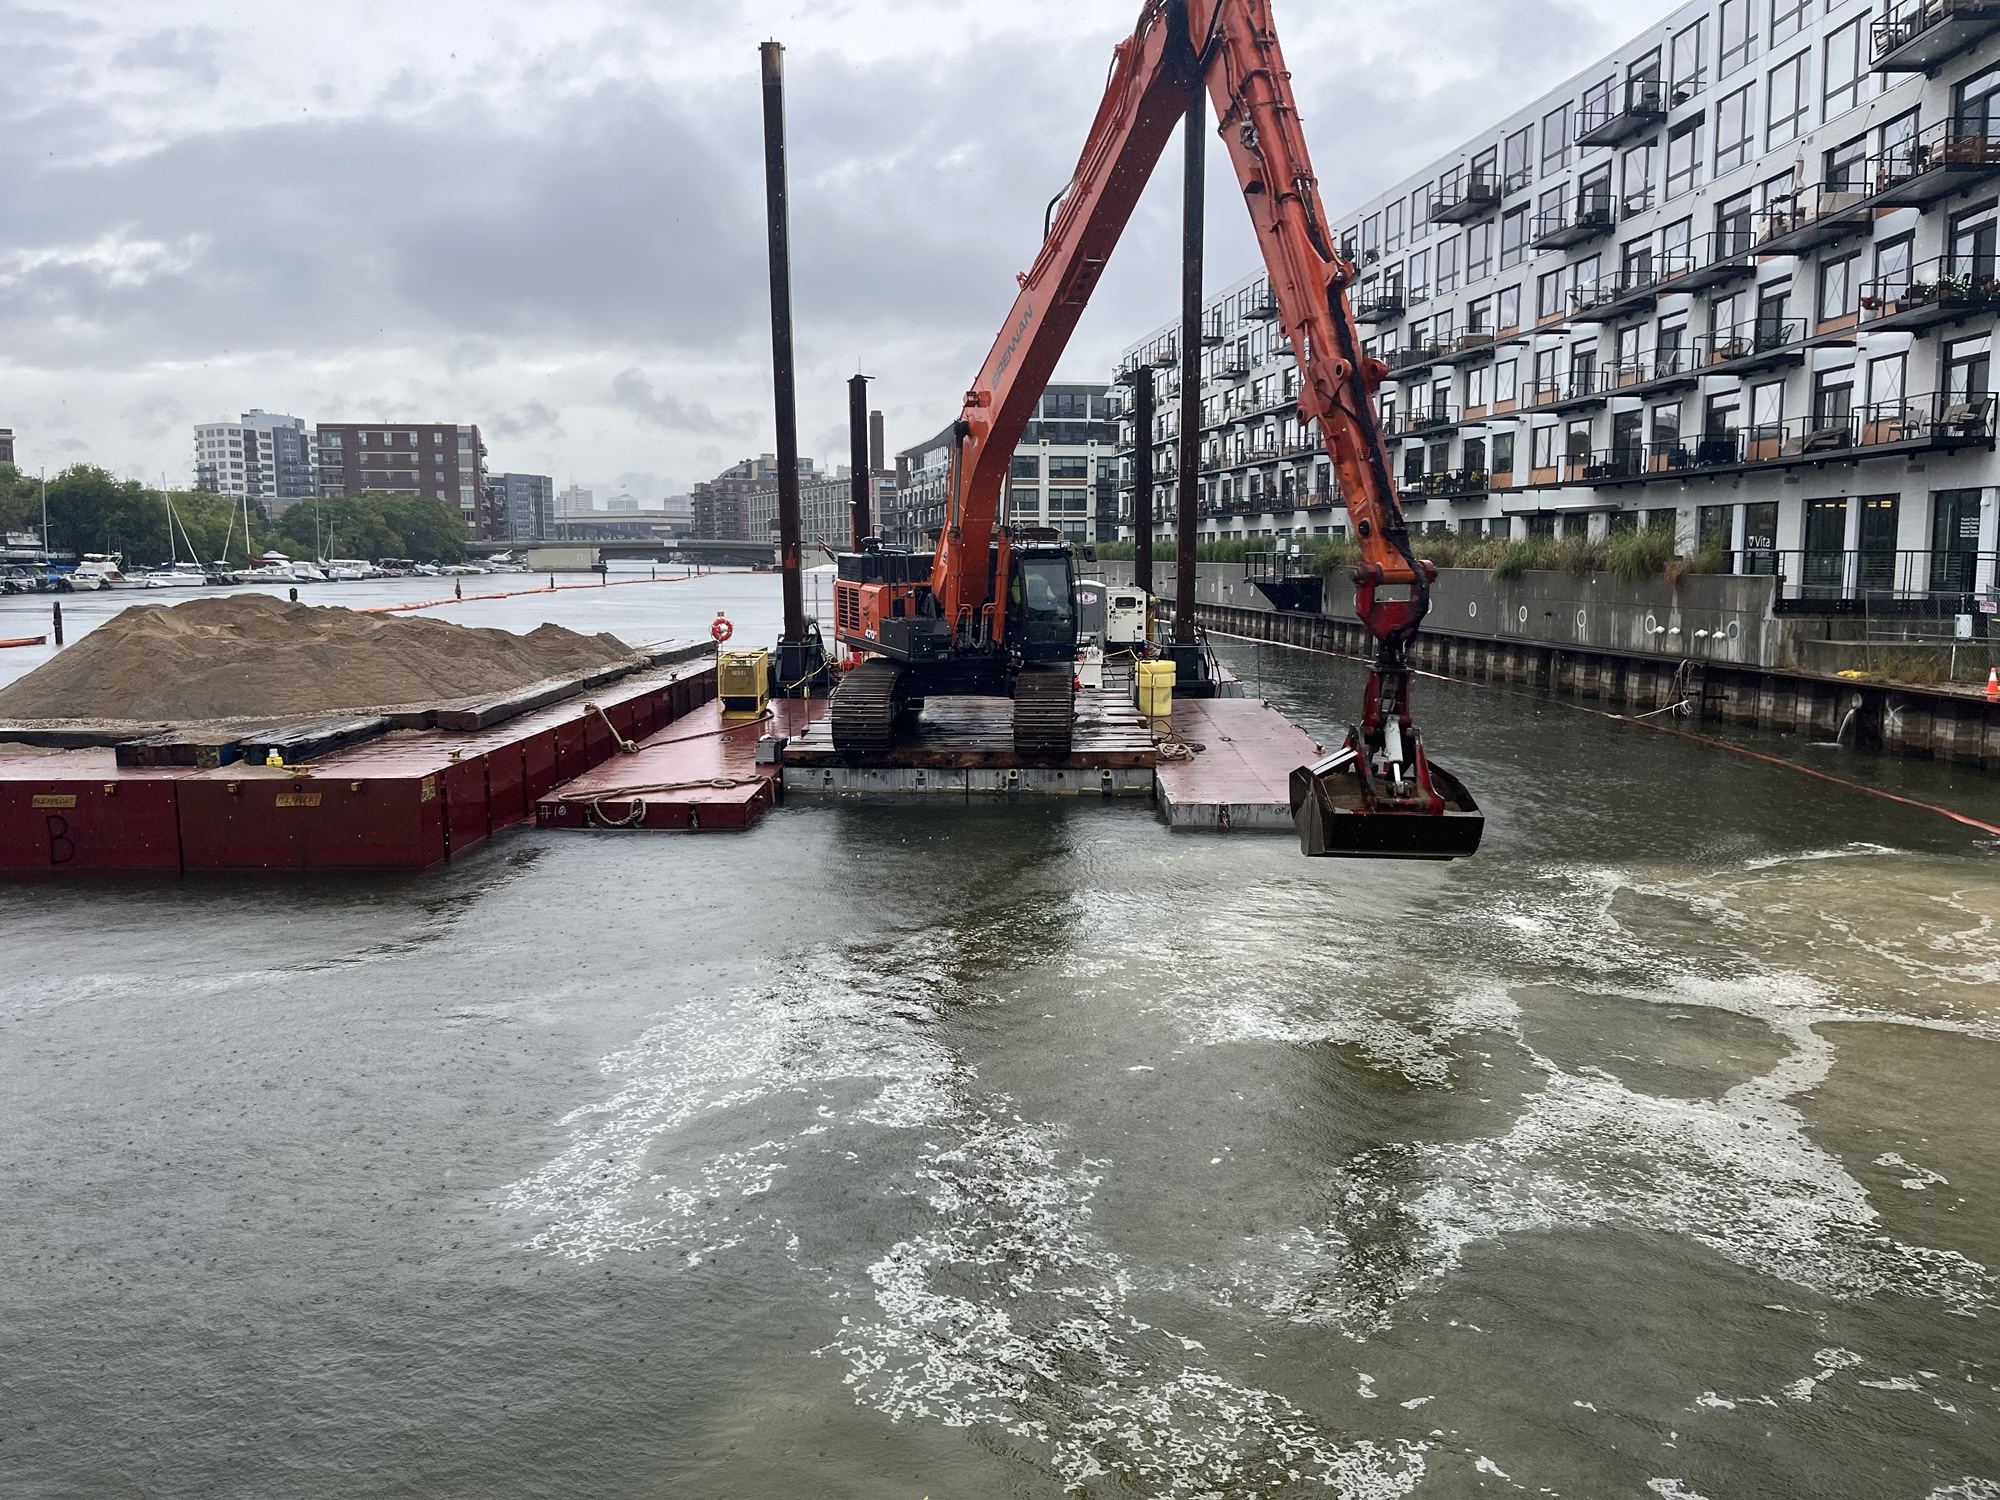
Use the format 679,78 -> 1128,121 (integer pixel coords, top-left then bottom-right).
2,587 -> 1996,1499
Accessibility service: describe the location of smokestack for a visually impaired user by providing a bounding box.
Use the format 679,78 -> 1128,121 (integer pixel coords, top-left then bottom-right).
869,411 -> 885,474
848,374 -> 871,547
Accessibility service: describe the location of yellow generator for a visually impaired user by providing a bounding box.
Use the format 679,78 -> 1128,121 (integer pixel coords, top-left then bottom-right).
718,648 -> 771,721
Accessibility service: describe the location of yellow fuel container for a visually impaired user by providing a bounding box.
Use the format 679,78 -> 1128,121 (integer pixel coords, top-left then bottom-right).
718,648 -> 771,721
1134,658 -> 1176,724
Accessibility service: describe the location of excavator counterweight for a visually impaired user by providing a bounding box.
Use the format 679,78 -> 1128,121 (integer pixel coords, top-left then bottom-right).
828,0 -> 1482,858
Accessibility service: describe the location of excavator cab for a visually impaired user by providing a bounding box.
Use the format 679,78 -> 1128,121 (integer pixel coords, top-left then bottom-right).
1004,547 -> 1080,667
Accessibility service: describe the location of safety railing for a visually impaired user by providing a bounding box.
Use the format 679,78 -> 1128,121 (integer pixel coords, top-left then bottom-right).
1862,118 -> 2000,202
1354,285 -> 1407,323
1403,469 -> 1492,497
1693,319 -> 1807,371
1431,173 -> 1505,224
1859,254 -> 2000,330
1386,404 -> 1461,437
1555,396 -> 1996,485
1531,193 -> 1617,250
1577,77 -> 1668,148
1754,185 -> 1873,254
1872,0 -> 2000,71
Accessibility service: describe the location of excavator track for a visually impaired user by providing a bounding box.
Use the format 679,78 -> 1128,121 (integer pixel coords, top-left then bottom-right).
1012,668 -> 1076,757
831,658 -> 909,753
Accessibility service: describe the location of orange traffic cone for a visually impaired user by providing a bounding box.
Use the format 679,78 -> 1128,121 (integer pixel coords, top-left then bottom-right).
1987,667 -> 1999,703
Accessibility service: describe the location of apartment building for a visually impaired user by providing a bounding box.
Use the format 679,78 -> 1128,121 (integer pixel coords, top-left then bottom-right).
694,455 -> 825,541
488,472 -> 555,542
193,411 -> 317,514
314,422 -> 490,531
1119,0 -> 2000,606
888,384 -> 1119,548
0,429 -> 14,467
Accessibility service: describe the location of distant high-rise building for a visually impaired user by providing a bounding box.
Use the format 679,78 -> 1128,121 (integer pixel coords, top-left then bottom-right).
693,454 -> 818,541
314,421 -> 490,533
556,485 -> 594,515
0,429 -> 14,467
489,473 -> 555,542
193,411 -> 317,514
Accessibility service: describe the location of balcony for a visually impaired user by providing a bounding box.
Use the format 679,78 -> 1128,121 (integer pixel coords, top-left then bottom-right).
1569,260 -> 1689,324
1394,403 -> 1461,437
1532,370 -> 1610,414
1871,0 -> 2000,73
1436,329 -> 1498,365
1576,78 -> 1669,148
1663,230 -> 1761,293
1404,469 -> 1492,498
1858,120 -> 2000,207
1567,395 -> 1996,488
1860,256 -> 2000,331
1531,194 -> 1616,251
1388,339 -> 1453,380
1753,185 -> 1873,256
1150,342 -> 1178,368
1221,353 -> 1251,378
1694,319 -> 1807,377
1354,286 -> 1407,324
1602,346 -> 1702,397
1431,173 -> 1504,225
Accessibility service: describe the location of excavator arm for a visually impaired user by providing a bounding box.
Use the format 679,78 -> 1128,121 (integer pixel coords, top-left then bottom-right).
930,0 -> 1481,856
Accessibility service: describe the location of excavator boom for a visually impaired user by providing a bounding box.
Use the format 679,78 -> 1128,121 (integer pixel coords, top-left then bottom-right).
926,0 -> 1480,858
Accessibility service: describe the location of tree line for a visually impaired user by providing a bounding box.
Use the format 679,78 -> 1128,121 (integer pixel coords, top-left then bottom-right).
0,464 -> 472,566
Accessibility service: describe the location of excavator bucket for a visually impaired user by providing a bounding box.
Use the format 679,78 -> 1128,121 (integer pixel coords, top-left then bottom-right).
1289,740 -> 1484,861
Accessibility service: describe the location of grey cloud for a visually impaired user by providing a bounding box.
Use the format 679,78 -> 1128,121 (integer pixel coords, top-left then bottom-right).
110,26 -> 229,86
609,368 -> 746,435
486,399 -> 563,439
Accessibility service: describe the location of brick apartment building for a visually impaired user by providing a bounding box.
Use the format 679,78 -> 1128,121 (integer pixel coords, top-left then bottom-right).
314,422 -> 492,533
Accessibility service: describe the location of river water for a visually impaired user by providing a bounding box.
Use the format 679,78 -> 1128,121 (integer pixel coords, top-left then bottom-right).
2,572 -> 1996,1498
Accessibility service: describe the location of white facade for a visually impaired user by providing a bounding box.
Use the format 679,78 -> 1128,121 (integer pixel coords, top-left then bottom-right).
194,410 -> 315,513
1119,0 -> 2000,606
893,384 -> 1118,547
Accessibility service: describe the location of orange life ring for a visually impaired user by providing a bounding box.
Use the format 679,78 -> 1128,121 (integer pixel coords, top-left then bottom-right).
710,614 -> 734,643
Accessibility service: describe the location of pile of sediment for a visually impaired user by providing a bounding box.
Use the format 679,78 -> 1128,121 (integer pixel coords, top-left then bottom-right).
0,593 -> 641,724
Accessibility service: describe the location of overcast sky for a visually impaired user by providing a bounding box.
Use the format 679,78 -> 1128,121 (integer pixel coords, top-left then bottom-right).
1,0 -> 1671,499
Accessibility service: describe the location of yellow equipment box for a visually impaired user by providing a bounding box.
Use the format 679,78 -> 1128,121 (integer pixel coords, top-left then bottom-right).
1134,658 -> 1175,723
719,648 -> 771,720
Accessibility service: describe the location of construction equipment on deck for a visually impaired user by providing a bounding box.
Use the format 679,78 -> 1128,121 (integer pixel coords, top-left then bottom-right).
825,0 -> 1480,857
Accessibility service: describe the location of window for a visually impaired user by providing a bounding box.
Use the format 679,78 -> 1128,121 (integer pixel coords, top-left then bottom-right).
1408,247 -> 1431,301
1825,132 -> 1867,192
1009,487 -> 1040,516
1951,206 -> 1997,277
1577,164 -> 1613,217
1956,62 -> 2000,135
1667,118 -> 1703,198
1492,431 -> 1516,476
1622,144 -> 1656,212
1385,198 -> 1406,253
1933,490 -> 1984,591
1435,234 -> 1461,294
1716,188 -> 1754,255
1716,85 -> 1755,175
1767,53 -> 1809,148
1537,268 -> 1566,320
1879,108 -> 1921,177
1497,285 -> 1521,330
1048,455 -> 1088,480
1362,213 -> 1382,264
1542,103 -> 1571,175
1583,75 -> 1615,131
1532,424 -> 1559,471
1720,0 -> 1758,77
1672,17 -> 1709,102
1651,401 -> 1682,450
1011,455 -> 1040,479
1467,220 -> 1494,281
1411,183 -> 1434,240
1867,352 -> 1906,411
1503,126 -> 1533,191
1495,358 -> 1519,405
1823,17 -> 1867,120
1770,0 -> 1809,45
1500,206 -> 1530,269
1471,145 -> 1499,188
1818,253 -> 1859,324
1812,366 -> 1855,425
1945,333 -> 1991,404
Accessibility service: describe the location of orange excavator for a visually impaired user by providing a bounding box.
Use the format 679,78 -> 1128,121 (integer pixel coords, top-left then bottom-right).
829,0 -> 1481,858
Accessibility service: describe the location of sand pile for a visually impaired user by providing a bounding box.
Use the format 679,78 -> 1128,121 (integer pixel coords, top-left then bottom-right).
0,594 -> 642,723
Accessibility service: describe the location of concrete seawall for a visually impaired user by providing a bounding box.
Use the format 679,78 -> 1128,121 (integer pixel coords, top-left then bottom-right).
1104,562 -> 2000,771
